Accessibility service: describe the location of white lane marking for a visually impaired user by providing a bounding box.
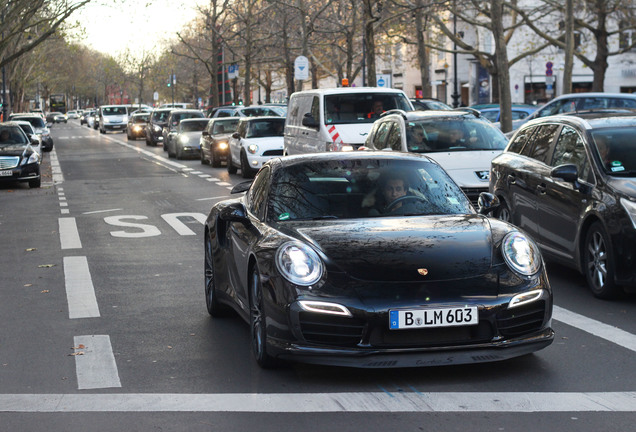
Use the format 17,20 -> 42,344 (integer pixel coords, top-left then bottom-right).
104,215 -> 161,238
63,256 -> 100,319
59,218 -> 82,249
82,208 -> 123,215
74,335 -> 121,390
161,212 -> 207,236
61,209 -> 70,215
0,392 -> 634,412
196,195 -> 231,201
217,181 -> 231,186
553,305 -> 636,352
50,148 -> 64,184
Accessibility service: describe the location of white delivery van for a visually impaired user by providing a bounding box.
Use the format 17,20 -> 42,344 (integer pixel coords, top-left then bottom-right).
284,87 -> 413,155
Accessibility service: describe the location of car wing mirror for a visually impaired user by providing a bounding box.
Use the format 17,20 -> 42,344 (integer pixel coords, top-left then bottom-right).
232,132 -> 240,139
230,180 -> 252,194
550,164 -> 578,183
301,113 -> 319,128
202,130 -> 209,136
219,202 -> 249,223
477,192 -> 500,215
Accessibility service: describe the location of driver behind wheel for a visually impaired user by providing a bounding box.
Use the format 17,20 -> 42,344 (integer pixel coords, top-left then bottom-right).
367,171 -> 427,215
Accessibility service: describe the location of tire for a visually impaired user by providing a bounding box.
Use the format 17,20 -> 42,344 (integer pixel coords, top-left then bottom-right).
126,132 -> 131,140
176,147 -> 183,160
241,151 -> 255,178
28,177 -> 41,188
249,264 -> 276,368
495,200 -> 511,222
200,147 -> 208,165
227,154 -> 237,174
204,233 -> 226,316
211,150 -> 221,168
583,221 -> 621,299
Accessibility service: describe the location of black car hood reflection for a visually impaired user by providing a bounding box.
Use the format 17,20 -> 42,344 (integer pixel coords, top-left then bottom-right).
606,176 -> 636,197
0,144 -> 30,157
278,215 -> 493,283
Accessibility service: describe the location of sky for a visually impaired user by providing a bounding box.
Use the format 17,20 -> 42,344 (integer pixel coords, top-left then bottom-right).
73,0 -> 203,58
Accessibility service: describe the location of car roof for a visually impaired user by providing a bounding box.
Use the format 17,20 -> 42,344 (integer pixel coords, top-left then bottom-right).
381,108 -> 485,121
271,149 -> 437,170
239,116 -> 284,122
290,87 -> 408,96
520,110 -> 636,131
550,92 -> 636,100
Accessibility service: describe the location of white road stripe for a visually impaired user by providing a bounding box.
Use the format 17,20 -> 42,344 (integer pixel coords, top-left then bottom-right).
73,335 -> 121,390
50,148 -> 64,184
0,391 -> 634,412
59,218 -> 82,249
553,305 -> 636,352
63,256 -> 100,319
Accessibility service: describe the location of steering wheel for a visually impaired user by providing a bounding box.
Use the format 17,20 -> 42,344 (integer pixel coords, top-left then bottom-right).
385,195 -> 428,213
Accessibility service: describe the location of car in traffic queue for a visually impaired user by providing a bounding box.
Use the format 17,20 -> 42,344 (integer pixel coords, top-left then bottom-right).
10,114 -> 53,151
227,116 -> 285,178
99,105 -> 128,134
203,151 -> 554,368
162,109 -> 205,152
167,117 -> 209,159
126,111 -> 150,140
490,111 -> 636,299
66,110 -> 80,119
364,109 -> 508,207
200,117 -> 240,167
80,109 -> 95,126
14,120 -> 42,157
0,122 -> 41,188
145,108 -> 172,146
410,98 -> 452,111
46,112 -> 67,124
208,105 -> 285,118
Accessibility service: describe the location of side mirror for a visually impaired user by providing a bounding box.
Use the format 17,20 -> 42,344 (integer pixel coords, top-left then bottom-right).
301,113 -> 319,128
202,130 -> 209,136
230,180 -> 252,194
550,164 -> 578,183
232,132 -> 240,139
477,192 -> 500,215
219,202 -> 249,222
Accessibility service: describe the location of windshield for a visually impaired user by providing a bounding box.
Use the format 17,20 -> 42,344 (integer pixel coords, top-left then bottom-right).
180,119 -> 209,132
267,158 -> 473,221
132,114 -> 150,123
245,119 -> 285,138
404,118 -> 508,152
592,127 -> 636,176
12,116 -> 45,128
213,119 -> 239,134
0,126 -> 28,145
151,110 -> 171,122
240,107 -> 283,117
325,93 -> 412,125
102,107 -> 127,115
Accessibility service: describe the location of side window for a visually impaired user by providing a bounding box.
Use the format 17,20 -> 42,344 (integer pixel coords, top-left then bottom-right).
551,126 -> 593,183
507,126 -> 537,154
247,166 -> 271,220
538,99 -> 574,117
373,122 -> 392,149
521,124 -> 559,164
386,122 -> 402,151
310,96 -> 320,123
288,97 -> 299,126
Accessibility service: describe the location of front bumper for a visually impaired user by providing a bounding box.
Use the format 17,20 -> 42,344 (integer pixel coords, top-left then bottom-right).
103,123 -> 126,131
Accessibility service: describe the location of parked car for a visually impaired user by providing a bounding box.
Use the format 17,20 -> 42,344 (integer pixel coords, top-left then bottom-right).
46,112 -> 67,124
490,111 -> 636,298
146,108 -> 172,146
200,117 -> 239,167
0,122 -> 41,188
364,109 -> 508,206
227,116 -> 285,178
14,120 -> 42,157
410,98 -> 452,111
208,105 -> 285,118
506,92 -> 636,134
203,151 -> 554,368
126,111 -> 150,140
10,114 -> 53,151
162,109 -> 205,151
98,105 -> 128,134
284,87 -> 413,155
167,118 -> 209,159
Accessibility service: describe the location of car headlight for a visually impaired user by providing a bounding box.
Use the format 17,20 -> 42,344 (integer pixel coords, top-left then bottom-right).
276,242 -> 324,286
247,144 -> 259,154
179,135 -> 189,144
24,152 -> 40,165
103,118 -> 111,124
133,125 -> 142,132
620,198 -> 636,229
217,141 -> 228,150
501,232 -> 541,276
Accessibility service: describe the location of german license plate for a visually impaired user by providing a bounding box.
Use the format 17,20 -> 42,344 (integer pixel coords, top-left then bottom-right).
389,307 -> 478,330
0,170 -> 12,177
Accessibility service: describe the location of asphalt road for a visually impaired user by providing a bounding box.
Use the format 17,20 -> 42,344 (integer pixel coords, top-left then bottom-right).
0,121 -> 635,431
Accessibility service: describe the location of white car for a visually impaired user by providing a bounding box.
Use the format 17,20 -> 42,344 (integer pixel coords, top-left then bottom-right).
14,120 -> 43,157
227,116 -> 285,178
365,109 -> 509,207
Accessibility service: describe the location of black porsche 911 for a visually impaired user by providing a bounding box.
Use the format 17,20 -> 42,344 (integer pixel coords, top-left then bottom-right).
204,152 -> 554,368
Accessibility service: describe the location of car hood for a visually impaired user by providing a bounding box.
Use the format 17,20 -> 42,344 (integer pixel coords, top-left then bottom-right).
606,176 -> 636,197
284,215 -> 494,283
328,123 -> 374,146
0,144 -> 30,157
423,150 -> 501,188
244,136 -> 284,149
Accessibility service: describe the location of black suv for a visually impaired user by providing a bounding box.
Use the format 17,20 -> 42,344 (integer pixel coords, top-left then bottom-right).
490,111 -> 636,298
145,108 -> 172,147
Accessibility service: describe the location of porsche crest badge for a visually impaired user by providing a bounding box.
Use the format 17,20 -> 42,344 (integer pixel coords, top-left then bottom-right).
417,268 -> 429,276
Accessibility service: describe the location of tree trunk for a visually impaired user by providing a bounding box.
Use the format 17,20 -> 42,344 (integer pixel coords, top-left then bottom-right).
415,2 -> 431,97
562,0 -> 574,94
491,0 -> 512,132
591,3 -> 609,92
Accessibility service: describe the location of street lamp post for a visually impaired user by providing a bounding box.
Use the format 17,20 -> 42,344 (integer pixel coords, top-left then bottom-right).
451,4 -> 461,108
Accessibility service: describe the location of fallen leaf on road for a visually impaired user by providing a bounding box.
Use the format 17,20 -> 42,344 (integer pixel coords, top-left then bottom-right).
41,290 -> 50,293
69,352 -> 84,356
71,344 -> 86,349
38,264 -> 55,268
24,284 -> 32,287
26,248 -> 37,252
